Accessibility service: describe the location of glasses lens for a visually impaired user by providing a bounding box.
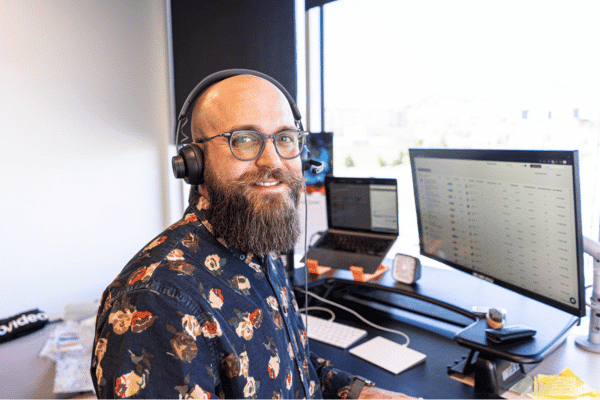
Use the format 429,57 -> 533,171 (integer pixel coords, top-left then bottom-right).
230,131 -> 262,160
275,131 -> 304,159
229,130 -> 305,160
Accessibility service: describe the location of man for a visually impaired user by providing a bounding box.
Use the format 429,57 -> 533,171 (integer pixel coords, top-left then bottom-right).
91,73 -> 410,399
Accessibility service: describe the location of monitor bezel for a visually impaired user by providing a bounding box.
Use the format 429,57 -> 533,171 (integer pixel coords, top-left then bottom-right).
409,148 -> 586,317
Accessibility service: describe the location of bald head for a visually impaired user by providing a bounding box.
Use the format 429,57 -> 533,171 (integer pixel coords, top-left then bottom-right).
190,75 -> 296,142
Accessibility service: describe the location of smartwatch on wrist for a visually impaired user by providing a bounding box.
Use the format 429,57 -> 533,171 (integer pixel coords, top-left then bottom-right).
347,375 -> 375,399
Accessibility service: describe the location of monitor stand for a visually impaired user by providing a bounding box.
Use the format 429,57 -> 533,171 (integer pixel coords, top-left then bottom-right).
448,318 -> 573,397
447,349 -> 534,398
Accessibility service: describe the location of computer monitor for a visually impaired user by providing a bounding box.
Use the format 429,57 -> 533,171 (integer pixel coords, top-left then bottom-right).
409,149 -> 586,318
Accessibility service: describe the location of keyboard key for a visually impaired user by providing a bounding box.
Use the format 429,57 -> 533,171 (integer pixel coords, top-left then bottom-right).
318,233 -> 389,256
302,314 -> 367,349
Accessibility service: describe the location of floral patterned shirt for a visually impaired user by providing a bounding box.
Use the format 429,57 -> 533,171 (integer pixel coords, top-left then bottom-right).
91,187 -> 354,399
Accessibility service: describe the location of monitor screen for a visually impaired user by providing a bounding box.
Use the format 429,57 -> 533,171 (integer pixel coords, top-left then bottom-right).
409,149 -> 585,317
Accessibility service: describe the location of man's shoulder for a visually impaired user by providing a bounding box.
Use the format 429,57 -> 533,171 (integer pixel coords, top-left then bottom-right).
98,211 -> 219,307
124,211 -> 206,271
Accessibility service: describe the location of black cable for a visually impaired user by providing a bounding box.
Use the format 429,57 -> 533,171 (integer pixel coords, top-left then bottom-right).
303,183 -> 310,358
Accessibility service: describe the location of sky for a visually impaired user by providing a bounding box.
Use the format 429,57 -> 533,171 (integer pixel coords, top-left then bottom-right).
322,0 -> 600,116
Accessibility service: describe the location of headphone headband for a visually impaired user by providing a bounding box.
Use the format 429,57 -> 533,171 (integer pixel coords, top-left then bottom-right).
178,69 -> 302,133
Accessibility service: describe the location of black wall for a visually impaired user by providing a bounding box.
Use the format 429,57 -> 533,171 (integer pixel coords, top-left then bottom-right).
171,0 -> 297,144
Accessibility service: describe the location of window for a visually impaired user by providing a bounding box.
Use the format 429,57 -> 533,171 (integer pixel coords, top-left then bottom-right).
306,0 -> 600,253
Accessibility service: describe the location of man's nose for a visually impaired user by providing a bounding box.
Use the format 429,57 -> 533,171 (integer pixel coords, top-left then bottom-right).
255,139 -> 283,168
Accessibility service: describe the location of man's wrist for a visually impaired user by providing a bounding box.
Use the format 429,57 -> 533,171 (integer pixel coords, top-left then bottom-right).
347,375 -> 375,399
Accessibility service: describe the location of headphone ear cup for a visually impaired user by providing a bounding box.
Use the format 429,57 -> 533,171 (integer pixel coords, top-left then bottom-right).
172,144 -> 204,185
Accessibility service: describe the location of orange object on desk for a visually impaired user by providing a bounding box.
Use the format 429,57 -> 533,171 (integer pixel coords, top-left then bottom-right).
349,266 -> 365,281
350,264 -> 389,282
306,259 -> 332,275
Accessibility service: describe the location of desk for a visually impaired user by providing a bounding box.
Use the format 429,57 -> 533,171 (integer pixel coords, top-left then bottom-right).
0,322 -> 58,399
292,263 -> 599,399
0,320 -> 96,399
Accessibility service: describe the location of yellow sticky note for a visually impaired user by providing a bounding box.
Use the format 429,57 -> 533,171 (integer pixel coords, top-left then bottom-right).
537,377 -> 580,398
557,368 -> 583,383
527,368 -> 599,399
558,368 -> 599,398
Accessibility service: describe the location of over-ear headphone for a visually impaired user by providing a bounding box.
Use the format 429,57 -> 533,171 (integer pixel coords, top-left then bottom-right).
171,69 -> 323,185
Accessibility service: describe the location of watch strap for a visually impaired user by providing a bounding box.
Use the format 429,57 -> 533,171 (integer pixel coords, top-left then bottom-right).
347,376 -> 374,399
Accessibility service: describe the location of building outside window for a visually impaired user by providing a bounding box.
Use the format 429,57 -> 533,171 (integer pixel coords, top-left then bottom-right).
305,0 -> 600,259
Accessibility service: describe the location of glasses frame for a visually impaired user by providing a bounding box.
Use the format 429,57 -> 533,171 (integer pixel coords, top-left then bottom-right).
195,130 -> 308,161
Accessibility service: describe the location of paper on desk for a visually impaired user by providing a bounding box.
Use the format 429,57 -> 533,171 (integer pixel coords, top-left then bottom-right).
39,318 -> 95,394
527,368 -> 600,399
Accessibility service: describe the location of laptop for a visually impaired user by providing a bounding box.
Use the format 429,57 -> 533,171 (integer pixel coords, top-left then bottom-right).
305,176 -> 399,274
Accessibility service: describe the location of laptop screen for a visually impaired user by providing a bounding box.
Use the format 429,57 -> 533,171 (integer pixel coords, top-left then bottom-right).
325,176 -> 399,234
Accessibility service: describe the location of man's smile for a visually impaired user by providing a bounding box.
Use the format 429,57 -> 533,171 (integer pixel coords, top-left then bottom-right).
251,179 -> 286,190
255,180 -> 280,187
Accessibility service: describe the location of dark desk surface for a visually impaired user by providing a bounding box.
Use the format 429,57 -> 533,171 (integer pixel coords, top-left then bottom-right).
292,263 -> 580,399
302,302 -> 476,399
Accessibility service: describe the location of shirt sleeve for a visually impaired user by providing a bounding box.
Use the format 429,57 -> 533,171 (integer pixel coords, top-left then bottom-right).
309,351 -> 354,399
92,289 -> 220,399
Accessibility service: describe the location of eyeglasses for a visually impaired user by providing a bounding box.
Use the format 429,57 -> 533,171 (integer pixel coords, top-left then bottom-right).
196,130 -> 307,161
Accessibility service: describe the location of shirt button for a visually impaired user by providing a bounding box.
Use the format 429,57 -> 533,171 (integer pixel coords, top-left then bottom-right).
239,255 -> 245,261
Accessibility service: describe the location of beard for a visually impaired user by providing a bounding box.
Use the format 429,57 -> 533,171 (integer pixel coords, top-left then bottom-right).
202,163 -> 304,255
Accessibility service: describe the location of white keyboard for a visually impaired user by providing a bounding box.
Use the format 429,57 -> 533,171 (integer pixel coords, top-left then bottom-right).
302,314 -> 367,349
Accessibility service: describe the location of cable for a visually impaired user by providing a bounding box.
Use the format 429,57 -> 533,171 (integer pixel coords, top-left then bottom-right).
297,287 -> 411,347
297,184 -> 410,347
584,285 -> 600,309
587,302 -> 600,310
309,231 -> 325,246
303,183 -> 310,357
299,306 -> 336,321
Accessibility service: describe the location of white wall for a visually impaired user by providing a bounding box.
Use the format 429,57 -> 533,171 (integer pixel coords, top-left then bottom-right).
0,0 -> 173,317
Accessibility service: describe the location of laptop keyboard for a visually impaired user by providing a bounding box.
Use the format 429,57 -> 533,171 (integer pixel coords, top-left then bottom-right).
317,233 -> 390,256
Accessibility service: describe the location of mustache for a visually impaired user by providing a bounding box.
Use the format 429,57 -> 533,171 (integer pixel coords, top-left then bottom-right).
232,167 -> 305,188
